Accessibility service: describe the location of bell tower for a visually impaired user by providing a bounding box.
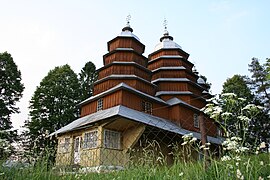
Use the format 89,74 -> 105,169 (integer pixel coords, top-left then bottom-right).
148,20 -> 209,108
93,15 -> 155,96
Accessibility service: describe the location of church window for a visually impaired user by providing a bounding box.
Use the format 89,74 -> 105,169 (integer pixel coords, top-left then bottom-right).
142,101 -> 152,114
194,113 -> 199,128
97,98 -> 103,111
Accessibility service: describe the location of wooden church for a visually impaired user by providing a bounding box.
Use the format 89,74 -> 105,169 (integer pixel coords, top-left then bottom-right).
52,20 -> 223,169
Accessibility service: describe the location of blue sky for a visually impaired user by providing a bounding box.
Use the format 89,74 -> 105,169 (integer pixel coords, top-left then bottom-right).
0,0 -> 269,130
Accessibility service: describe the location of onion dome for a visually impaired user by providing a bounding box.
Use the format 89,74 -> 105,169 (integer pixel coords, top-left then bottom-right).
118,15 -> 140,41
154,19 -> 182,51
192,65 -> 199,75
197,77 -> 206,85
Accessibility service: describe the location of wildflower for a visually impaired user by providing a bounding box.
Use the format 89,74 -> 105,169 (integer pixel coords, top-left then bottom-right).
267,175 -> 270,178
238,115 -> 251,122
190,137 -> 197,143
182,133 -> 193,139
156,157 -> 162,162
181,142 -> 187,146
238,97 -> 246,101
236,162 -> 239,166
179,172 -> 184,177
260,161 -> 264,166
221,93 -> 237,98
260,142 -> 266,149
258,176 -> 264,180
236,169 -> 244,180
238,146 -> 249,152
221,155 -> 231,161
199,145 -> 206,149
221,112 -> 233,118
255,151 -> 259,155
231,137 -> 242,141
233,156 -> 241,161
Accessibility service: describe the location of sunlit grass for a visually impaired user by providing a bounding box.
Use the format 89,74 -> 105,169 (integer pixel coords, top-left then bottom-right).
1,153 -> 269,180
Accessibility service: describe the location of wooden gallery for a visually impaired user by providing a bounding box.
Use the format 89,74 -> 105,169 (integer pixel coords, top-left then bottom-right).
51,22 -> 223,169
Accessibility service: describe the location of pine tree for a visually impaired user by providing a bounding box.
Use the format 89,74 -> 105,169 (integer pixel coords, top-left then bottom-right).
249,58 -> 270,106
0,52 -> 24,159
79,61 -> 98,101
222,74 -> 254,103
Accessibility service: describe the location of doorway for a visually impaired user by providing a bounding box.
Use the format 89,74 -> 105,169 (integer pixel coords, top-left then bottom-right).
73,136 -> 81,164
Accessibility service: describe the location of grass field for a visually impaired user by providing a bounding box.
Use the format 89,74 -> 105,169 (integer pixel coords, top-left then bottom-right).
1,153 -> 269,180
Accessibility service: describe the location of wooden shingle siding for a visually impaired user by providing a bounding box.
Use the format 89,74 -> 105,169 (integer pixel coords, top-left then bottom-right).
148,58 -> 193,71
80,90 -> 123,117
151,70 -> 197,82
108,38 -> 145,54
104,51 -> 147,67
98,64 -> 151,81
94,79 -> 155,96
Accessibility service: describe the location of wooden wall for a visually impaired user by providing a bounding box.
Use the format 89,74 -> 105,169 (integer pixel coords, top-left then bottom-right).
80,90 -> 123,117
149,49 -> 189,60
108,38 -> 144,54
104,51 -> 147,67
152,70 -> 197,82
155,82 -> 188,92
121,90 -> 168,119
94,79 -> 155,96
148,58 -> 193,71
98,64 -> 151,81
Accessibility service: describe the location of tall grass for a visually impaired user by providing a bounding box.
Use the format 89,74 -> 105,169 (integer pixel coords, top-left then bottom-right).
1,153 -> 269,179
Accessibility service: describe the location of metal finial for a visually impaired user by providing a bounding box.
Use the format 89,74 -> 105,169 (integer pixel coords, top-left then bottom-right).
126,14 -> 131,27
163,19 -> 168,30
163,18 -> 169,35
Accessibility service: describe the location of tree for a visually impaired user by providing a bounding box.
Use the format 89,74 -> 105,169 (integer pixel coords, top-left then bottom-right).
222,74 -> 254,103
221,74 -> 270,149
78,61 -> 98,101
248,58 -> 270,107
203,93 -> 267,149
24,64 -> 80,158
0,52 -> 24,158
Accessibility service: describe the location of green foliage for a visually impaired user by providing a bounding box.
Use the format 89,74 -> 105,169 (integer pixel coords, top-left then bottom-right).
249,58 -> 270,106
0,153 -> 269,179
24,64 -> 81,159
203,93 -> 266,148
0,52 -> 24,159
222,75 -> 253,103
78,61 -> 98,101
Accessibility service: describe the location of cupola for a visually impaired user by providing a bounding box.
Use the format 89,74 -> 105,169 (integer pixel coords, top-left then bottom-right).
154,19 -> 182,51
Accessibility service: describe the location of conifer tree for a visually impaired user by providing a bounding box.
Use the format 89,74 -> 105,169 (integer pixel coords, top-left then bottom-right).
78,61 -> 98,101
0,52 -> 24,159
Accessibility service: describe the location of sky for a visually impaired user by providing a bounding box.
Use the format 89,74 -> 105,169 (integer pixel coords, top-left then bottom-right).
0,0 -> 269,131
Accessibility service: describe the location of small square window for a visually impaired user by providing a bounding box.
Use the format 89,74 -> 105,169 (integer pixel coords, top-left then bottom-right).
97,98 -> 103,111
194,114 -> 199,128
142,101 -> 152,114
83,130 -> 98,149
59,137 -> 70,153
104,129 -> 121,149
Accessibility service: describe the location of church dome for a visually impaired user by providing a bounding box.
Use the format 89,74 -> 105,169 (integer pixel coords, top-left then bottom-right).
154,30 -> 182,51
118,17 -> 140,41
119,26 -> 140,41
197,77 -> 206,84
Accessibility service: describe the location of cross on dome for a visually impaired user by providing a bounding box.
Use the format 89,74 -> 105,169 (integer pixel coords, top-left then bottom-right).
126,14 -> 131,27
163,18 -> 169,35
